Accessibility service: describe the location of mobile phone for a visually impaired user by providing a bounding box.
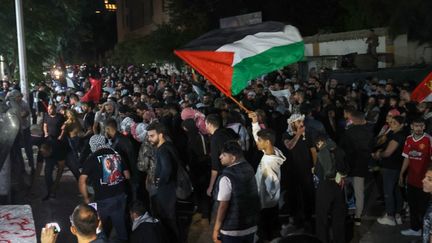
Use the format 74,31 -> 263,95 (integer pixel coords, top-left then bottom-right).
46,222 -> 61,233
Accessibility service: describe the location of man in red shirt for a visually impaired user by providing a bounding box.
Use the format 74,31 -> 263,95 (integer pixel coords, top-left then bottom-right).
400,118 -> 432,236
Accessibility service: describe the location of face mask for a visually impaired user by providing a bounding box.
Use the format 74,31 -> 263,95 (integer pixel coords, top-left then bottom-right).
56,96 -> 62,102
294,84 -> 300,91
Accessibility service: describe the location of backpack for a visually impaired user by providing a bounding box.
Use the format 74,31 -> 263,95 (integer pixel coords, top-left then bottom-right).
316,141 -> 349,181
137,138 -> 156,174
165,144 -> 194,200
176,162 -> 194,200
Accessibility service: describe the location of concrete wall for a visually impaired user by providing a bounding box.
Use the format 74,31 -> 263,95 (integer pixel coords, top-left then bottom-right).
317,37 -> 386,56
305,31 -> 432,68
408,40 -> 432,65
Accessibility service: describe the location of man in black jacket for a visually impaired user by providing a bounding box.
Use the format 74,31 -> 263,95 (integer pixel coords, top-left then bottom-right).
213,141 -> 260,243
339,111 -> 374,226
147,122 -> 180,243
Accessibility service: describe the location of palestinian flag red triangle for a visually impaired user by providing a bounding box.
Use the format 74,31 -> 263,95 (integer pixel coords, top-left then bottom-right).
174,50 -> 234,96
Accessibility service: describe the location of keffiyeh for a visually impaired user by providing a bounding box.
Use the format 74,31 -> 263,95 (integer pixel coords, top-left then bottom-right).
287,113 -> 305,135
89,134 -> 111,152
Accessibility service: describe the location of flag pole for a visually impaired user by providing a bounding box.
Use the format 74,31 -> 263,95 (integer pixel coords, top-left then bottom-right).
188,67 -> 250,112
226,94 -> 251,113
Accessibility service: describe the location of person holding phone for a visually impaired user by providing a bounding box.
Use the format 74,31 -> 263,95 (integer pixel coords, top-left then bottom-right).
41,204 -> 108,243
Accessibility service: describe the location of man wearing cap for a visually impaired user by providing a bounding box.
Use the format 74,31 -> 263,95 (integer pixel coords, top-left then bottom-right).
282,113 -> 317,230
79,134 -> 130,241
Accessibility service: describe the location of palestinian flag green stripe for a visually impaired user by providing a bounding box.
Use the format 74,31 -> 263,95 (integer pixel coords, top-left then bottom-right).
231,43 -> 304,95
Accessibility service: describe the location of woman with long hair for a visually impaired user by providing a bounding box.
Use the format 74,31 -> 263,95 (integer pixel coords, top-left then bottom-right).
373,116 -> 407,226
58,109 -> 82,179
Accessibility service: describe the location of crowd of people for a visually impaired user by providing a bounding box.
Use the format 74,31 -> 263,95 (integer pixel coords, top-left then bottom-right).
3,64 -> 432,243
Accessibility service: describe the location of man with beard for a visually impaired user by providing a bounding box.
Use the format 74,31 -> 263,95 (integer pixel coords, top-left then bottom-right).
146,122 -> 180,242
282,113 -> 317,230
79,134 -> 130,241
105,118 -> 138,199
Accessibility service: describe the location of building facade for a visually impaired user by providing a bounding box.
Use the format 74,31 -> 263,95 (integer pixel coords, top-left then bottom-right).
116,0 -> 169,42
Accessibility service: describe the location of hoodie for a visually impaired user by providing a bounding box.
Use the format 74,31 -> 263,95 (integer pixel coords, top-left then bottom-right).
132,212 -> 159,231
131,212 -> 168,243
252,122 -> 286,208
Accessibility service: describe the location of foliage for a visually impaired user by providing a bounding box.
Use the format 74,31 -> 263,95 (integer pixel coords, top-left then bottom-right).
0,0 -> 89,84
109,0 -> 214,65
340,0 -> 432,43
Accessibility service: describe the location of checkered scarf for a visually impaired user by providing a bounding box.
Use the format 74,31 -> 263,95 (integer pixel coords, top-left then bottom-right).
89,134 -> 111,153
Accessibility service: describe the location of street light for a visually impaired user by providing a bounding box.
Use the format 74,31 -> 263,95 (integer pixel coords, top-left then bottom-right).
14,0 -> 29,102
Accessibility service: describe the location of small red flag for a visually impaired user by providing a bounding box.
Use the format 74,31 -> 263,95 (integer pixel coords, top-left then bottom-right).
81,77 -> 102,104
411,72 -> 432,103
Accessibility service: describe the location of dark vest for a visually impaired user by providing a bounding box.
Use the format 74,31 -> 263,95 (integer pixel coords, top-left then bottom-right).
220,161 -> 260,231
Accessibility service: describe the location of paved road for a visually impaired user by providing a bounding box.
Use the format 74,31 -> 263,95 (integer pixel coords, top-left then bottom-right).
13,162 -> 421,243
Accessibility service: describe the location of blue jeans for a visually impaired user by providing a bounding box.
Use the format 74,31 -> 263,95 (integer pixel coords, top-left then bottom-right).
97,193 -> 128,241
382,168 -> 403,216
220,233 -> 255,243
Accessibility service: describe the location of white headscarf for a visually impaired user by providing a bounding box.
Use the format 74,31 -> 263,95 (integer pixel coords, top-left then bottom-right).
287,113 -> 305,136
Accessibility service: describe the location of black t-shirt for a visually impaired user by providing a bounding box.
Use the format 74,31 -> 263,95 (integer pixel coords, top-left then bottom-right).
210,128 -> 237,172
83,111 -> 95,132
43,113 -> 65,138
82,148 -> 128,201
340,124 -> 374,177
381,130 -> 407,170
282,131 -> 314,171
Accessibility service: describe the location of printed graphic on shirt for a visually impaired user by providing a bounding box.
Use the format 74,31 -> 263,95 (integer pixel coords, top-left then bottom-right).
98,154 -> 124,186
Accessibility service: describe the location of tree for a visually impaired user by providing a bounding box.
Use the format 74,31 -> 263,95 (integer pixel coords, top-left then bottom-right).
340,0 -> 432,43
0,0 -> 89,84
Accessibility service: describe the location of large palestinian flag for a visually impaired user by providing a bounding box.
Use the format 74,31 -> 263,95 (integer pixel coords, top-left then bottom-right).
174,21 -> 304,96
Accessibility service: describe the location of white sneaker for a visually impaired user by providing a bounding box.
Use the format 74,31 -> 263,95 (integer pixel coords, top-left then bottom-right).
354,218 -> 361,226
395,214 -> 403,225
401,229 -> 421,236
377,214 -> 396,226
